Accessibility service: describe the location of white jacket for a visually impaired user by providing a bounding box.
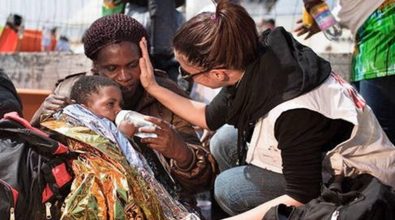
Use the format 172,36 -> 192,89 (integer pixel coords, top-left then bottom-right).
246,73 -> 395,188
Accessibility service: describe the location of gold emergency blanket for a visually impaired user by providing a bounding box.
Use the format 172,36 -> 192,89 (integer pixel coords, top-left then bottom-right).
42,104 -> 198,219
42,120 -> 164,220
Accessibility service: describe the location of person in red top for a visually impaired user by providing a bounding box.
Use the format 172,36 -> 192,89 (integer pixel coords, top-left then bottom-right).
0,14 -> 23,52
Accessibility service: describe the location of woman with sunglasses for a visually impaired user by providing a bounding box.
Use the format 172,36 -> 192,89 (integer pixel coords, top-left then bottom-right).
139,0 -> 395,219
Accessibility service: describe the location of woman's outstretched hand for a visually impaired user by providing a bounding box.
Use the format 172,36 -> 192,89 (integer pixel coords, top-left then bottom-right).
139,37 -> 159,92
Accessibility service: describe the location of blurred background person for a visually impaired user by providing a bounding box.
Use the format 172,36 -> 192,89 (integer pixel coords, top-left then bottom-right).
295,0 -> 395,144
55,35 -> 71,52
42,26 -> 57,51
0,14 -> 24,52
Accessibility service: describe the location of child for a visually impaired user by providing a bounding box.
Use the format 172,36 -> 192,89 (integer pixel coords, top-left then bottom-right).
70,75 -> 136,136
50,75 -> 194,218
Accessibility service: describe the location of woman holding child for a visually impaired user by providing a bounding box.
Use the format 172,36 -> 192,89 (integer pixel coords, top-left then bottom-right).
32,14 -> 217,215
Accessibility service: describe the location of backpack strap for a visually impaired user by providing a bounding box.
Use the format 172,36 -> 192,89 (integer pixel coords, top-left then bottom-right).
4,112 -> 49,137
0,112 -> 69,155
41,159 -> 74,203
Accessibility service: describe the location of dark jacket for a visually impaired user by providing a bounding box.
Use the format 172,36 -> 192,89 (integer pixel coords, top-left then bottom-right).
0,69 -> 23,117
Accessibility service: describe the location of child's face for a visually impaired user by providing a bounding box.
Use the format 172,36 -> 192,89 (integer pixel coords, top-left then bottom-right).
85,85 -> 122,121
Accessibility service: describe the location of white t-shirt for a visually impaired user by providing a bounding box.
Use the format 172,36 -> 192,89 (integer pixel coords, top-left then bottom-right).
332,0 -> 384,36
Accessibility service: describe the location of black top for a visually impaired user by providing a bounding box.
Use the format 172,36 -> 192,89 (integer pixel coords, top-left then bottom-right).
205,86 -> 234,131
275,108 -> 353,203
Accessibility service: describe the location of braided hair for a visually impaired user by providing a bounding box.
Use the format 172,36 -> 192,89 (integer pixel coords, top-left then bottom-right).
70,75 -> 120,105
82,14 -> 149,60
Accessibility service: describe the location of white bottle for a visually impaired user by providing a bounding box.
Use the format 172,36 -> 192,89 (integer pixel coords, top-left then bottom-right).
115,110 -> 157,138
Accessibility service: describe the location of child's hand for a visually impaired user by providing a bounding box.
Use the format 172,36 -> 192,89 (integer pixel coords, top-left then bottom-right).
118,121 -> 137,138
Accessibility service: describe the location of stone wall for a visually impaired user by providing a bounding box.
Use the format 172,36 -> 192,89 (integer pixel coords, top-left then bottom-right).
0,52 -> 352,90
0,52 -> 92,90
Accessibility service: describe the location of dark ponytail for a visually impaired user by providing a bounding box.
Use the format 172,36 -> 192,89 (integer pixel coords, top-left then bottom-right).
173,0 -> 259,70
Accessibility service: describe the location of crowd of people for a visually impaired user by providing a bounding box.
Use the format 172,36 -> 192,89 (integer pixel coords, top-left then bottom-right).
1,0 -> 394,219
